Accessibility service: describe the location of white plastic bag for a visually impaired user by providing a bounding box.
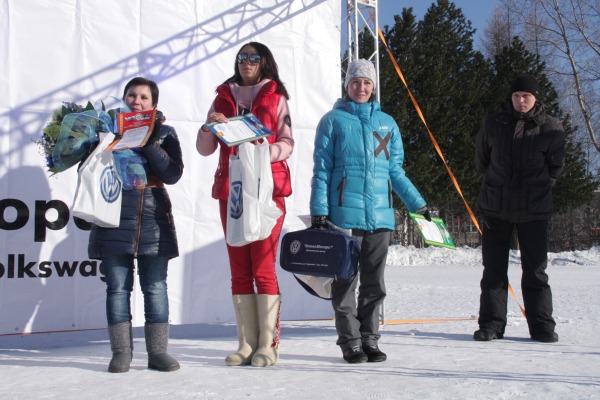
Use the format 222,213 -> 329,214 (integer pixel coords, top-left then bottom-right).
226,142 -> 282,246
72,132 -> 122,228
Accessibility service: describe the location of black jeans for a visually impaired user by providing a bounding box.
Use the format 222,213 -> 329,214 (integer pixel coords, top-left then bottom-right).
478,217 -> 555,336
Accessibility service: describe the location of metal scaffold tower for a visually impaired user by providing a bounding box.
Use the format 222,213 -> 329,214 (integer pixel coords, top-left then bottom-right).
344,0 -> 386,323
344,0 -> 380,101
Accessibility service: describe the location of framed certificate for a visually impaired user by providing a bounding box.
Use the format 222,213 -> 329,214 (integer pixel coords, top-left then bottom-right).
409,213 -> 456,249
205,113 -> 273,146
108,109 -> 157,151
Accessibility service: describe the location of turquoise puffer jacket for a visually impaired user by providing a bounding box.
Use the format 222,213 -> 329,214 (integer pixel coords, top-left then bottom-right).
310,99 -> 425,231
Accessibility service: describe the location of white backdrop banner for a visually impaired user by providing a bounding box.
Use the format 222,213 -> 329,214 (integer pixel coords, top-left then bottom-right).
0,0 -> 342,335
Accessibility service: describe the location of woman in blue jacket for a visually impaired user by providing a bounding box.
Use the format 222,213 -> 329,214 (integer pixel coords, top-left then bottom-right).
310,59 -> 430,363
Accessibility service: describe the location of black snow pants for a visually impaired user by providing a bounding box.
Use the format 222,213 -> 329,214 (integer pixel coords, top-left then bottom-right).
478,216 -> 556,336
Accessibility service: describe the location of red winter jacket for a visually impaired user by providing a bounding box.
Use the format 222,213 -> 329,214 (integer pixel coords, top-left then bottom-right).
210,81 -> 292,201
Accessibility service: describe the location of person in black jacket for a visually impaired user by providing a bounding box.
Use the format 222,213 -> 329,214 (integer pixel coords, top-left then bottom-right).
89,77 -> 184,372
474,75 -> 565,343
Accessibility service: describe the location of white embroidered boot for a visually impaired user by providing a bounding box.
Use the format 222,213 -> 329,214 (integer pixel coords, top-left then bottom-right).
226,294 -> 259,366
251,294 -> 281,367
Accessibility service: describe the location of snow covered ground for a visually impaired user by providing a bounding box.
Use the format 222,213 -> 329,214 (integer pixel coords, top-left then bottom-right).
1,245 -> 599,400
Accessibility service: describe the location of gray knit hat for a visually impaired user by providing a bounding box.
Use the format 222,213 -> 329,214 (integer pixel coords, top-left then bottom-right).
344,59 -> 377,90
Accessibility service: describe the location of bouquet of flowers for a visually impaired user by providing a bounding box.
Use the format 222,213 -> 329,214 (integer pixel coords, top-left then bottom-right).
36,101 -> 119,174
36,99 -> 151,189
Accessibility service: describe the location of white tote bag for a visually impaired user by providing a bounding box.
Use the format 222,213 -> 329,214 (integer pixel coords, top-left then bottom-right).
72,132 -> 123,228
226,142 -> 282,246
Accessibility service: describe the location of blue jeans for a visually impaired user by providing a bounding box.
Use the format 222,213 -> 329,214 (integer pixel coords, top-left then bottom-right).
103,255 -> 169,325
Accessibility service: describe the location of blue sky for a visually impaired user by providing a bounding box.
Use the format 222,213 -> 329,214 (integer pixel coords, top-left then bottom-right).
376,0 -> 499,48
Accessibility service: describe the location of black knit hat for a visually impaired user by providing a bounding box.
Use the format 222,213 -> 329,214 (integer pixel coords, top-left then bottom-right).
511,75 -> 540,97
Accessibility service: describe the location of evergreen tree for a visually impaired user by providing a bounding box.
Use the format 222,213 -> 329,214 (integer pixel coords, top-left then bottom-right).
379,0 -> 490,214
379,9 -> 418,128
371,1 -> 596,247
554,121 -> 598,213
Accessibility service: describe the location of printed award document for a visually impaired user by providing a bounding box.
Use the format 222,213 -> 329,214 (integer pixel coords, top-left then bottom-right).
108,109 -> 157,151
206,113 -> 273,146
409,213 -> 456,249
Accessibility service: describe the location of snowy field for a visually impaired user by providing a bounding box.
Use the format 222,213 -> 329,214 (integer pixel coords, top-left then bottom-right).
1,245 -> 599,400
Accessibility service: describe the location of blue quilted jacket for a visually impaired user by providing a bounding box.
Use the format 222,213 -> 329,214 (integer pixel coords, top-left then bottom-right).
310,99 -> 425,231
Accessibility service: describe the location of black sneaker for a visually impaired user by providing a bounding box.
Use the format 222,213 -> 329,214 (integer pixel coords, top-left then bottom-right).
473,329 -> 503,341
342,346 -> 368,363
362,345 -> 387,362
531,330 -> 559,343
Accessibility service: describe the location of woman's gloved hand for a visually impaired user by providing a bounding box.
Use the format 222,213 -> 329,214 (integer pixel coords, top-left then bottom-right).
311,215 -> 328,229
415,206 -> 432,222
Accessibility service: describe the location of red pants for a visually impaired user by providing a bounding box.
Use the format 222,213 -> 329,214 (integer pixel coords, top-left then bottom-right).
219,198 -> 285,295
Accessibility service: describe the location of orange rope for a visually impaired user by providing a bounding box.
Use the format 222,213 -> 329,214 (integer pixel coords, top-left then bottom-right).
382,317 -> 476,325
375,26 -> 526,317
377,28 -> 481,235
508,283 -> 527,316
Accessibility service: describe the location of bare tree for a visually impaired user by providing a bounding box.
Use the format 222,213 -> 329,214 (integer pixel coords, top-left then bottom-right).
482,0 -> 522,59
533,0 -> 600,152
482,0 -> 600,156
482,7 -> 511,59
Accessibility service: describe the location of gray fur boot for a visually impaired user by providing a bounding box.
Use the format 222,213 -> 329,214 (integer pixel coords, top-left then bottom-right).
145,322 -> 180,372
107,321 -> 133,373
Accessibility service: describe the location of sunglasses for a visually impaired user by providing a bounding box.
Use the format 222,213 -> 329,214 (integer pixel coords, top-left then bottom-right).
237,53 -> 261,65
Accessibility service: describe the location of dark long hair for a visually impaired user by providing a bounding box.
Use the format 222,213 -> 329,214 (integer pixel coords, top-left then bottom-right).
224,42 -> 290,100
123,77 -> 159,107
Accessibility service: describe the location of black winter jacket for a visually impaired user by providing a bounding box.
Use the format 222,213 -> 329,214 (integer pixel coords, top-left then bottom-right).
475,101 -> 565,223
88,123 -> 184,259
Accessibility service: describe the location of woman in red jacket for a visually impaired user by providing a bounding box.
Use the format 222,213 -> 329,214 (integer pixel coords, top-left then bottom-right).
196,42 -> 293,367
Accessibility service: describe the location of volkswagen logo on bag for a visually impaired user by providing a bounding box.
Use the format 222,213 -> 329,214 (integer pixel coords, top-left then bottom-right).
100,166 -> 122,203
230,180 -> 243,219
290,240 -> 302,254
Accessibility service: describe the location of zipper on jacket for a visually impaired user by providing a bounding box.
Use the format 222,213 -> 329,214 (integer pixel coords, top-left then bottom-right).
133,189 -> 144,257
388,180 -> 393,208
337,176 -> 346,206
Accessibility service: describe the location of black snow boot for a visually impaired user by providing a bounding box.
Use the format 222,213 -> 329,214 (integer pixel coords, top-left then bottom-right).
531,330 -> 559,343
362,344 -> 387,362
473,328 -> 503,341
341,341 -> 368,364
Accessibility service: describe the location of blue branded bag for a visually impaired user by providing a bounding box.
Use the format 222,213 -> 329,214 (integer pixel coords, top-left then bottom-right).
279,227 -> 360,299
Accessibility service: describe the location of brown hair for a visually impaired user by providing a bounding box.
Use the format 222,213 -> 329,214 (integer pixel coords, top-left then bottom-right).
123,77 -> 159,107
224,42 -> 290,100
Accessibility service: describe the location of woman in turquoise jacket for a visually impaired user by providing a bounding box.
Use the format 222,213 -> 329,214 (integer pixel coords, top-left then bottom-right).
310,59 -> 430,364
